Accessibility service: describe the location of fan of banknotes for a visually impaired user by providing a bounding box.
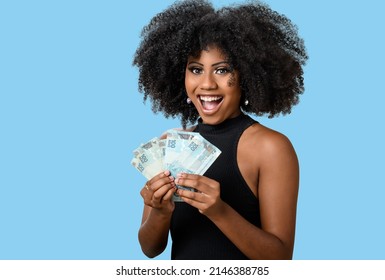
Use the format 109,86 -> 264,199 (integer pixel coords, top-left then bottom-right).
131,130 -> 221,201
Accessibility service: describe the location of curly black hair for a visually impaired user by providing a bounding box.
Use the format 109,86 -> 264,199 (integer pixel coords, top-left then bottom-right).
133,0 -> 308,128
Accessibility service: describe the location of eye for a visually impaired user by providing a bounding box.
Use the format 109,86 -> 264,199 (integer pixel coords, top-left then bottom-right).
188,67 -> 202,75
215,67 -> 230,75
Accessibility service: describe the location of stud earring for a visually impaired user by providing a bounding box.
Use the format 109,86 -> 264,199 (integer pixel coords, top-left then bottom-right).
186,98 -> 192,104
244,99 -> 249,106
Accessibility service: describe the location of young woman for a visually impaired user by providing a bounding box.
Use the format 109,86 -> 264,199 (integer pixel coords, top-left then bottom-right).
133,0 -> 308,260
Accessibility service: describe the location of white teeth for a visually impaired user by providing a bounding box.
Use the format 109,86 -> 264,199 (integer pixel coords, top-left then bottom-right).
199,96 -> 222,102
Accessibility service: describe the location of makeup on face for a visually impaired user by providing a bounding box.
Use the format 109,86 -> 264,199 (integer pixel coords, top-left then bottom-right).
185,46 -> 242,125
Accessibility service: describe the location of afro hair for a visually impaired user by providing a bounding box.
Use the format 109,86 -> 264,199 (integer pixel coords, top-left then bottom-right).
133,0 -> 308,128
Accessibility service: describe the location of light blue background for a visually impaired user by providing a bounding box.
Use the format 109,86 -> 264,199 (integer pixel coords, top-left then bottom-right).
0,0 -> 384,260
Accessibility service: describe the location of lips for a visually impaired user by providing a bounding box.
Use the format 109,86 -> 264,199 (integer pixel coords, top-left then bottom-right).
199,95 -> 223,112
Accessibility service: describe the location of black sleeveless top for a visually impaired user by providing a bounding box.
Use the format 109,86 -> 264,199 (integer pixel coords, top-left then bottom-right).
170,113 -> 261,259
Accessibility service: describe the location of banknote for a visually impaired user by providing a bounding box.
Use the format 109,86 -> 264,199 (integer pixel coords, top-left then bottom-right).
131,152 -> 162,180
179,136 -> 221,175
164,130 -> 196,171
131,130 -> 221,202
158,139 -> 166,159
131,137 -> 164,179
167,165 -> 196,202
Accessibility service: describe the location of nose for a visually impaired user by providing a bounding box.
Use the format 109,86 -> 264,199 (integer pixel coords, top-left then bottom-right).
200,72 -> 218,90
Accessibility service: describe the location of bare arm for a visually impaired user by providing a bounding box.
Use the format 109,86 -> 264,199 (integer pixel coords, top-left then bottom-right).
138,171 -> 176,258
175,130 -> 299,259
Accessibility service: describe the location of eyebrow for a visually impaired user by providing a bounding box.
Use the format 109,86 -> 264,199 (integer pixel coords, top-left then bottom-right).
187,60 -> 229,67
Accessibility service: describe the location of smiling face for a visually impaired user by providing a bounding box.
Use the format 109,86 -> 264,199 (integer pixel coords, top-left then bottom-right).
185,46 -> 242,125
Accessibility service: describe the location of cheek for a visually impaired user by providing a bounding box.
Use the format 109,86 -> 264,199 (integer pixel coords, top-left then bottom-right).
226,85 -> 242,103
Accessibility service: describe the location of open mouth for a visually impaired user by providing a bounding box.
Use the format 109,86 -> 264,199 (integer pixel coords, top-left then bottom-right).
199,95 -> 223,112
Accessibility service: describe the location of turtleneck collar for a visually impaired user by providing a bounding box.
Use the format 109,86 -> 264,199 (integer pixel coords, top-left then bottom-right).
195,113 -> 252,135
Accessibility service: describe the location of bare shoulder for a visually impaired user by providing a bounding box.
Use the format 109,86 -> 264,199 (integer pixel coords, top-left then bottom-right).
241,123 -> 298,164
244,122 -> 294,147
238,122 -> 298,197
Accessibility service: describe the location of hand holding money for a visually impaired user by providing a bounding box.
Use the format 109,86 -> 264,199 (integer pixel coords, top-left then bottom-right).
131,130 -> 221,201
